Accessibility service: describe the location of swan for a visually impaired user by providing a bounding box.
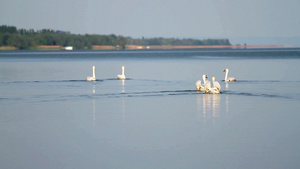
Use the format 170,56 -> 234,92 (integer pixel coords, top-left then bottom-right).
223,68 -> 236,81
117,66 -> 126,80
204,79 -> 211,93
204,76 -> 221,94
195,74 -> 207,91
212,76 -> 221,92
86,66 -> 96,81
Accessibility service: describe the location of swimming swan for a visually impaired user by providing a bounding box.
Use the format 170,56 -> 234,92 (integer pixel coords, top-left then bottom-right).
223,68 -> 236,81
86,66 -> 96,81
205,76 -> 221,94
195,74 -> 207,91
212,76 -> 221,92
117,66 -> 126,80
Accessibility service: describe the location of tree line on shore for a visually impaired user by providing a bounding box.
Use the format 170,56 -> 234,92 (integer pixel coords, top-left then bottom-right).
0,25 -> 231,50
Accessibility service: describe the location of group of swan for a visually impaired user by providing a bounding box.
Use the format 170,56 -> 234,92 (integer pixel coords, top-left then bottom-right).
195,74 -> 221,94
86,66 -> 126,81
86,66 -> 235,95
195,68 -> 236,94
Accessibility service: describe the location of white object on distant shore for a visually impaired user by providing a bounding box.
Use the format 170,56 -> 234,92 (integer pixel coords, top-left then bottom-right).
64,46 -> 73,50
195,74 -> 207,91
223,68 -> 236,81
117,66 -> 126,80
86,66 -> 96,81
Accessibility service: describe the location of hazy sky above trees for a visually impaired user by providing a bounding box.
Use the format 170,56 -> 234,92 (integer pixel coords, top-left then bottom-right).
1,0 -> 300,45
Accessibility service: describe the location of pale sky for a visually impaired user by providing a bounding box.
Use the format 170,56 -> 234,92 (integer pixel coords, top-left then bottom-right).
1,0 -> 300,45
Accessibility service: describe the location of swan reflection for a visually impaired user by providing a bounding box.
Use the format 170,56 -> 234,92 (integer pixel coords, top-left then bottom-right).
121,80 -> 125,93
197,93 -> 220,121
226,95 -> 229,116
93,83 -> 96,94
92,84 -> 96,125
225,81 -> 229,90
122,97 -> 126,125
120,80 -> 126,123
92,99 -> 96,126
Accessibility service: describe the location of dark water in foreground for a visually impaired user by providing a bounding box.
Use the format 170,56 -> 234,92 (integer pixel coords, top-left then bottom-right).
1,48 -> 300,169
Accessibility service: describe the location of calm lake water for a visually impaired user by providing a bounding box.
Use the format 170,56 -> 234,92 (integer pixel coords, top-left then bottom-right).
1,48 -> 300,169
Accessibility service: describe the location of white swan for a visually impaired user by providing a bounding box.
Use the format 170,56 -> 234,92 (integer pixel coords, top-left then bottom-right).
204,76 -> 221,94
117,66 -> 126,80
212,76 -> 221,92
195,74 -> 207,91
204,79 -> 211,92
223,68 -> 236,81
86,66 -> 96,81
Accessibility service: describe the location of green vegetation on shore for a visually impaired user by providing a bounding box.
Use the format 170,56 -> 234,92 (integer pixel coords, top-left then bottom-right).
0,25 -> 231,50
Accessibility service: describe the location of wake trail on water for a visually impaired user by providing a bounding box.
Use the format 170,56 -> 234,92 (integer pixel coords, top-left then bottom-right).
1,79 -> 299,104
221,91 -> 296,100
2,78 -> 299,84
0,78 -> 137,84
1,89 -> 298,105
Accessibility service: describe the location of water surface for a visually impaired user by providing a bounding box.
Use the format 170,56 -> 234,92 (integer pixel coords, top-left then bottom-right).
1,49 -> 300,169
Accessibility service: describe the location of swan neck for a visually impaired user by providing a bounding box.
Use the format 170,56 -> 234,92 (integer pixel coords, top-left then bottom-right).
225,71 -> 228,80
122,66 -> 125,75
92,67 -> 95,78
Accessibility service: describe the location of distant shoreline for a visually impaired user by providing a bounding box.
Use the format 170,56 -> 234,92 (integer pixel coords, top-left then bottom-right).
0,44 -> 287,51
